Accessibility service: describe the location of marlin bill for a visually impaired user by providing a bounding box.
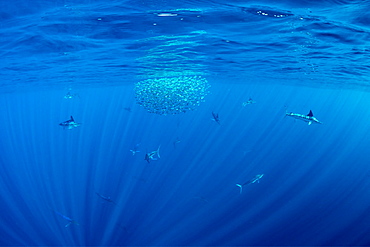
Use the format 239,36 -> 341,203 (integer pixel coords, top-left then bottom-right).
285,110 -> 322,125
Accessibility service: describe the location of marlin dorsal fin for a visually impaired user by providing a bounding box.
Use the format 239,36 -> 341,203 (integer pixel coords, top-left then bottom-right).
70,116 -> 74,121
307,110 -> 313,117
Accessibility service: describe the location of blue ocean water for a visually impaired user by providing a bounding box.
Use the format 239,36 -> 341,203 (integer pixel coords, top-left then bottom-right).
1,0 -> 370,245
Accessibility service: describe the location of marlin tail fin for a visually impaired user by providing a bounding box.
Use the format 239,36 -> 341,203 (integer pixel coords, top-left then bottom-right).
157,145 -> 161,158
236,184 -> 243,194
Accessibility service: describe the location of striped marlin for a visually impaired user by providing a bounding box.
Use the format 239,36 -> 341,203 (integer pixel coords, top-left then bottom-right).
286,110 -> 322,125
95,192 -> 117,205
144,146 -> 161,163
236,174 -> 264,194
54,210 -> 79,227
59,116 -> 81,129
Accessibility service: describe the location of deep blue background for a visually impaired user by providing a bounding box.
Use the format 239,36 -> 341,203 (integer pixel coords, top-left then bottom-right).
1,0 -> 370,245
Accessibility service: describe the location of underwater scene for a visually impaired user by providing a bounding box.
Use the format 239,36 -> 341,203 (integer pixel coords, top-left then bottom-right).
1,0 -> 370,245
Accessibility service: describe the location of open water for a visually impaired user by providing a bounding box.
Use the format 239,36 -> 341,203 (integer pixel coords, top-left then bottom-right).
1,0 -> 370,246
